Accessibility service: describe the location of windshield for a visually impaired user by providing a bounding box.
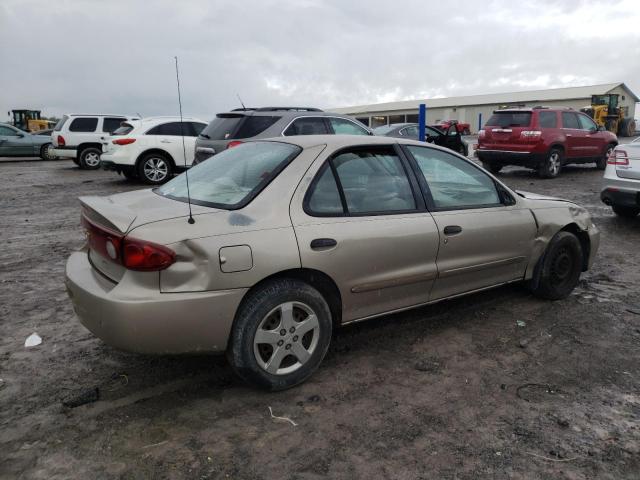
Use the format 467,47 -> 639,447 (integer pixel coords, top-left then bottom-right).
156,141 -> 302,209
486,112 -> 532,127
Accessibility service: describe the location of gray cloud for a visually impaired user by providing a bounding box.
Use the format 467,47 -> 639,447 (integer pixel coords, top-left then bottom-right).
1,0 -> 639,122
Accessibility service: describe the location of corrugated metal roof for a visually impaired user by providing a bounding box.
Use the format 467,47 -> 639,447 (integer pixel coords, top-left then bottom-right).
333,82 -> 639,115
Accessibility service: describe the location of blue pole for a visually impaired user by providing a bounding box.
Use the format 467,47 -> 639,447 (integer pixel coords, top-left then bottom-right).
478,113 -> 483,132
418,104 -> 426,142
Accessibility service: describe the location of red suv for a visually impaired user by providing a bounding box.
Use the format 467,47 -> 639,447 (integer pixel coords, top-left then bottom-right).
476,107 -> 618,178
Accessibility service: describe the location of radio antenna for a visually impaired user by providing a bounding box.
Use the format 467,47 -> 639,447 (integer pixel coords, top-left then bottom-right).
174,56 -> 195,224
236,93 -> 246,110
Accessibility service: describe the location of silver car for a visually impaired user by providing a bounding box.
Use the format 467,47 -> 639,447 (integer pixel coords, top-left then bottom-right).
65,135 -> 599,390
601,137 -> 640,217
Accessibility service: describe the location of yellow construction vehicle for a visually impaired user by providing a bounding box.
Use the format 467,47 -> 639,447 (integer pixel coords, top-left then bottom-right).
9,110 -> 54,132
580,94 -> 636,137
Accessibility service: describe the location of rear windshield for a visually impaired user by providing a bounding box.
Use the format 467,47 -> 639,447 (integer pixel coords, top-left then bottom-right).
112,123 -> 135,135
486,112 -> 532,127
200,114 -> 280,140
54,115 -> 68,132
156,141 -> 301,209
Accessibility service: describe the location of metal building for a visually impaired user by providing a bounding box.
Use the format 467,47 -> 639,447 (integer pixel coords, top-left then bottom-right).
333,82 -> 639,133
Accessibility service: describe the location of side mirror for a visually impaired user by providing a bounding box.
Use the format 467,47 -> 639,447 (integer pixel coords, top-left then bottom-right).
16,133 -> 24,138
597,125 -> 606,132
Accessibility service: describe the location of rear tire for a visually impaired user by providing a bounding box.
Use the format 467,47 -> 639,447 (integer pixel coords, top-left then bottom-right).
529,231 -> 583,300
227,278 -> 333,391
137,153 -> 173,184
538,148 -> 562,179
40,143 -> 56,160
596,144 -> 615,170
612,205 -> 639,218
482,161 -> 502,174
122,169 -> 138,181
78,147 -> 102,170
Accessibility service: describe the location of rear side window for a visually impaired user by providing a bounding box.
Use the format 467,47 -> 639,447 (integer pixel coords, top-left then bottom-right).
561,112 -> 580,129
54,115 -> 68,131
191,122 -> 207,136
538,111 -> 557,128
284,117 -> 329,136
328,118 -> 369,135
486,112 -> 532,127
69,117 -> 98,132
200,115 -> 244,140
332,147 -> 416,214
233,116 -> 280,139
401,126 -> 419,137
102,117 -> 126,133
146,122 -> 189,136
305,165 -> 344,215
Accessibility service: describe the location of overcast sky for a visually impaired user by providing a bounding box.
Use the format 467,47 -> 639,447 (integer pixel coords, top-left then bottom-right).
1,0 -> 639,122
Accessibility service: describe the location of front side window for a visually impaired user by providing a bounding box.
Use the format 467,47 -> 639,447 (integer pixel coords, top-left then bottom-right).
284,117 -> 328,136
329,117 -> 369,135
408,146 -> 500,210
332,147 -> 416,214
69,117 -> 98,132
538,111 -> 557,128
157,141 -> 301,209
102,117 -> 126,133
577,114 -> 597,131
561,112 -> 580,129
0,126 -> 18,136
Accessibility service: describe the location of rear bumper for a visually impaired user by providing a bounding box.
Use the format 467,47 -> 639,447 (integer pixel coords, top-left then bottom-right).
476,150 -> 545,167
65,251 -> 247,354
53,147 -> 77,159
600,188 -> 640,208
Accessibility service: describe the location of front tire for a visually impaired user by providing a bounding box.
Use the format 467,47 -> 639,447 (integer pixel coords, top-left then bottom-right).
612,205 -> 639,218
40,143 -> 56,160
538,148 -> 562,179
596,144 -> 615,170
78,147 -> 102,170
227,278 -> 333,391
137,153 -> 173,184
529,231 -> 583,300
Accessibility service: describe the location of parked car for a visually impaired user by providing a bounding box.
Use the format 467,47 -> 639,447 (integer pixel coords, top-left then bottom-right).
476,107 -> 618,178
52,114 -> 139,169
100,117 -> 208,184
194,107 -> 371,164
601,138 -> 640,217
0,122 -> 55,159
373,122 -> 468,156
438,120 -> 471,135
66,135 -> 599,390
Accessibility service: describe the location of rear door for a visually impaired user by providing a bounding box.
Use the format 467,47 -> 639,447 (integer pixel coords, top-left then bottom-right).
405,145 -> 537,300
146,121 -> 197,166
290,144 -> 440,322
561,112 -> 585,159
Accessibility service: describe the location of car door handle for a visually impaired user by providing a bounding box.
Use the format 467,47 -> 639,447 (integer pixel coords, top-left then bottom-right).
443,225 -> 462,235
566,134 -> 572,137
160,140 -> 172,143
310,238 -> 337,250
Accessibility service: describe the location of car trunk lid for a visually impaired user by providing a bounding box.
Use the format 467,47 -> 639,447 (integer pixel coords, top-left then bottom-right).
615,143 -> 640,180
482,111 -> 534,147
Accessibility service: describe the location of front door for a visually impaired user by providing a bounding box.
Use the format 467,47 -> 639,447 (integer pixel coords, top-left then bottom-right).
404,145 -> 537,300
290,145 -> 440,323
577,113 -> 604,159
0,125 -> 34,156
561,112 -> 588,159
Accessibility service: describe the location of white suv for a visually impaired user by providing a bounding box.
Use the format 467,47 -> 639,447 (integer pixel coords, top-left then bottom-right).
601,137 -> 640,218
52,114 -> 139,169
100,116 -> 208,184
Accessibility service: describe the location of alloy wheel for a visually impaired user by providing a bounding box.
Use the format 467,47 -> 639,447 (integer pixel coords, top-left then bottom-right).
548,152 -> 560,176
253,301 -> 320,375
84,151 -> 101,167
143,157 -> 168,182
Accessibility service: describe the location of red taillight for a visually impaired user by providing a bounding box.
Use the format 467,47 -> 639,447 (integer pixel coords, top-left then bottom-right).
227,140 -> 243,149
58,135 -> 66,147
81,214 -> 175,271
608,149 -> 629,166
122,238 -> 175,271
112,138 -> 136,145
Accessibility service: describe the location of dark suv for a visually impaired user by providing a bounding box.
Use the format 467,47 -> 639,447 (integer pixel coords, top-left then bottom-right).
194,107 -> 371,164
476,107 -> 618,178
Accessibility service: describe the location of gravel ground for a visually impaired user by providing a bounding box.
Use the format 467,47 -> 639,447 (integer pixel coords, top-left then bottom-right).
0,159 -> 639,479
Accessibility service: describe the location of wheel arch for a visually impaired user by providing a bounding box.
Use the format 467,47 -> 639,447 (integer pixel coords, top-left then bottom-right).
136,149 -> 176,170
560,222 -> 590,272
236,268 -> 343,328
77,142 -> 103,155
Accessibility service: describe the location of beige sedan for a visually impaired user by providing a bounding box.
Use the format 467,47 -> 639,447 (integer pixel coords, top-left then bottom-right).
65,135 -> 599,390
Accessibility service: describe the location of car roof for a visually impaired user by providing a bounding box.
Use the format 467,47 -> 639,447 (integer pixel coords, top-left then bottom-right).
256,134 -> 451,151
219,109 -> 353,119
137,116 -> 205,124
65,113 -> 140,118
